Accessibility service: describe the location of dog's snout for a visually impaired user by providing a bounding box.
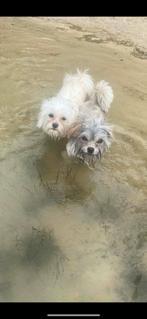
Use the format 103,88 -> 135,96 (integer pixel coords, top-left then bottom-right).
87,147 -> 94,154
52,122 -> 58,129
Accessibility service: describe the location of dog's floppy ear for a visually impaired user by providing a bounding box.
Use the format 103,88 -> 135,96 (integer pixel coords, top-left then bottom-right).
66,123 -> 83,157
103,125 -> 113,139
36,99 -> 49,128
101,124 -> 113,148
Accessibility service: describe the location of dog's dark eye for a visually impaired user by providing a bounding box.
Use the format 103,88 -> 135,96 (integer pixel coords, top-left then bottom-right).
82,135 -> 88,141
48,113 -> 54,118
97,138 -> 103,144
61,117 -> 66,121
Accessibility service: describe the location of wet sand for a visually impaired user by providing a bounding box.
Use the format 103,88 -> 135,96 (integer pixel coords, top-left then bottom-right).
23,17 -> 147,58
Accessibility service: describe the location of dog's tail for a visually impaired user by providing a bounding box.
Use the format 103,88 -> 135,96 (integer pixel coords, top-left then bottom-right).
95,80 -> 113,113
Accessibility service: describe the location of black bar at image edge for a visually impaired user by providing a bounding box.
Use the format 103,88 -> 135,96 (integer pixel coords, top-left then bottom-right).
0,302 -> 145,319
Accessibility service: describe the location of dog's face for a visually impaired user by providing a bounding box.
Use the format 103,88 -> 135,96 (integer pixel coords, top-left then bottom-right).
37,97 -> 78,139
66,121 -> 113,167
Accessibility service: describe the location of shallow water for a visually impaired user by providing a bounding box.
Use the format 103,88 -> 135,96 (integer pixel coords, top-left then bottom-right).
0,17 -> 147,301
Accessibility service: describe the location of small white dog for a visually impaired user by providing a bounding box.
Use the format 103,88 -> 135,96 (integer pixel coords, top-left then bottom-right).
37,70 -> 94,139
37,70 -> 114,167
37,70 -> 113,139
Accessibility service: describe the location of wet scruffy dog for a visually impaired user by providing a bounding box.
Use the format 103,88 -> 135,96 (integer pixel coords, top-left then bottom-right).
37,70 -> 113,167
66,117 -> 113,169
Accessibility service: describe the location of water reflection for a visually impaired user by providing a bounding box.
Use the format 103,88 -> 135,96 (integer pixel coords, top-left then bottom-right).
35,139 -> 96,205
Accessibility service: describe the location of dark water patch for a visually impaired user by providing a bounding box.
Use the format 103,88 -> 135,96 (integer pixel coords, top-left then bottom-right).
67,23 -> 84,32
76,33 -> 134,48
0,227 -> 68,300
76,33 -> 104,44
0,227 -> 67,277
132,46 -> 147,59
115,39 -> 134,47
16,227 -> 66,270
132,273 -> 143,300
132,273 -> 147,301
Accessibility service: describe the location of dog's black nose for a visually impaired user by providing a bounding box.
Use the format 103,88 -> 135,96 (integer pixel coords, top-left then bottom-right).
52,122 -> 58,129
87,147 -> 94,154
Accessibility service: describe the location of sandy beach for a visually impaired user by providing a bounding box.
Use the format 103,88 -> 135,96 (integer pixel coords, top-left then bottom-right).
22,16 -> 147,58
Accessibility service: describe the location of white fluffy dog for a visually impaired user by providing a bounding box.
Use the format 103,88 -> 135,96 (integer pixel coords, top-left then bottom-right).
37,70 -> 113,139
37,70 -> 94,139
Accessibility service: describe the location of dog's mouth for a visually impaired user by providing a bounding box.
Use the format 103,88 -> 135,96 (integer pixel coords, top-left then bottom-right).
46,127 -> 61,139
48,127 -> 59,133
76,149 -> 102,169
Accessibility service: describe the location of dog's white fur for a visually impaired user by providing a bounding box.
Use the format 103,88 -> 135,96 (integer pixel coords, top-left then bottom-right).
95,80 -> 113,113
37,70 -> 113,139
